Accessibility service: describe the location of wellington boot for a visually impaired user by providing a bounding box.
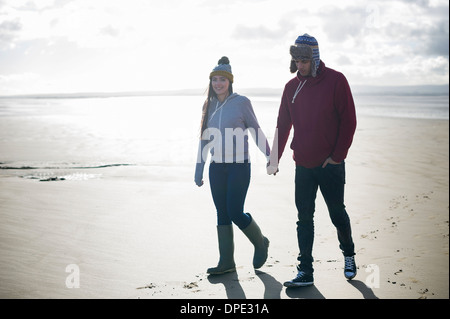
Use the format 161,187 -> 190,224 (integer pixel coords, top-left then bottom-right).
207,225 -> 236,275
241,214 -> 269,269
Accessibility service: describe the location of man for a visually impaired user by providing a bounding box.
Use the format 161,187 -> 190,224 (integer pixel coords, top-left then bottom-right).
267,34 -> 357,287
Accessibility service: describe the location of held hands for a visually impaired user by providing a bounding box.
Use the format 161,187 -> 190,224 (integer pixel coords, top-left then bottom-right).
267,148 -> 279,176
196,159 -> 280,185
266,156 -> 339,176
266,161 -> 279,176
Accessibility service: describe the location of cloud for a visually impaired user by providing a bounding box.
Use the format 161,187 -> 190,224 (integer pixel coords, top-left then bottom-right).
318,1 -> 449,54
233,24 -> 283,41
320,6 -> 368,43
386,19 -> 449,57
0,0 -> 448,94
100,25 -> 120,38
335,55 -> 352,66
6,0 -> 76,12
232,19 -> 297,42
422,20 -> 449,56
0,18 -> 21,48
0,72 -> 43,95
309,0 -> 449,86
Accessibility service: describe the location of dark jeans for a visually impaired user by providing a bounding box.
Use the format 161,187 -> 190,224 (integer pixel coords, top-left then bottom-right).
295,162 -> 355,274
209,162 -> 252,229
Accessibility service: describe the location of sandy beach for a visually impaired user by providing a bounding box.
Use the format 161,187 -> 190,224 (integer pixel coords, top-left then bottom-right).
0,111 -> 448,300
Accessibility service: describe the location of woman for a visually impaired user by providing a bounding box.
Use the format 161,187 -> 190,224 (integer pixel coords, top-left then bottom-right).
195,56 -> 270,275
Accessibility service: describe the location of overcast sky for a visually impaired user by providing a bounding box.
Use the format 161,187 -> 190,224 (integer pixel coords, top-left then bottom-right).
0,0 -> 448,95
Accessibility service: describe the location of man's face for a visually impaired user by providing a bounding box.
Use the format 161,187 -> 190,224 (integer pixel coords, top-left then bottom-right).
294,59 -> 312,77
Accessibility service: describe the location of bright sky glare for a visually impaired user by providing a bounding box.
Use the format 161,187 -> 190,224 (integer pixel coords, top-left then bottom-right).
0,0 -> 448,95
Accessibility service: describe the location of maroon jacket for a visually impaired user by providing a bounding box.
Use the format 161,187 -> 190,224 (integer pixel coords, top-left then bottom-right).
276,61 -> 357,168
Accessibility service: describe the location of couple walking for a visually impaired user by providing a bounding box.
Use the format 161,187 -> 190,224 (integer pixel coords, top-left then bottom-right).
194,34 -> 357,287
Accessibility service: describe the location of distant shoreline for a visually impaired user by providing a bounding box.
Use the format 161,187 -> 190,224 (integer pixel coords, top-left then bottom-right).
0,84 -> 448,99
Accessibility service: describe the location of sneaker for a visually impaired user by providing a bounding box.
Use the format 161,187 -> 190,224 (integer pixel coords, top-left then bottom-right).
344,256 -> 357,280
283,270 -> 314,288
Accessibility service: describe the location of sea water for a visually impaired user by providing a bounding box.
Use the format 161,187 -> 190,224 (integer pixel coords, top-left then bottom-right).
353,94 -> 449,120
0,91 -> 448,179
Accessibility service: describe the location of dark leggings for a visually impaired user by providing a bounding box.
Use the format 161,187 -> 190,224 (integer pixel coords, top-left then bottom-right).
209,162 -> 251,229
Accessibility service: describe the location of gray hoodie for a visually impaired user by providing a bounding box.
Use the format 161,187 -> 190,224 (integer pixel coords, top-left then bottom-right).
195,93 -> 270,171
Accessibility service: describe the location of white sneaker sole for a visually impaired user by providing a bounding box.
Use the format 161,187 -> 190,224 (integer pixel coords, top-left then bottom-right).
283,280 -> 314,288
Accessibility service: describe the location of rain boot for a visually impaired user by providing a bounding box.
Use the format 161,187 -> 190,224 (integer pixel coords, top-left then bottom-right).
207,225 -> 236,275
241,214 -> 269,269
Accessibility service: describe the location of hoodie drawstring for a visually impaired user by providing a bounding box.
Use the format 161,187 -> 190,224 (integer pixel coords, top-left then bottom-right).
292,80 -> 307,103
208,96 -> 231,124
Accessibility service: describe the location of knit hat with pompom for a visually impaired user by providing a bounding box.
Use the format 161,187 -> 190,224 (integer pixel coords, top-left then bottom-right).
210,56 -> 234,83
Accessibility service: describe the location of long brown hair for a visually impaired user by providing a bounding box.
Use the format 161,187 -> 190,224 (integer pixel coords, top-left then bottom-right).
199,79 -> 233,137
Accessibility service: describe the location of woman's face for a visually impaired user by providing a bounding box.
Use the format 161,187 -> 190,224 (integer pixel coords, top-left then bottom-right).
211,76 -> 230,99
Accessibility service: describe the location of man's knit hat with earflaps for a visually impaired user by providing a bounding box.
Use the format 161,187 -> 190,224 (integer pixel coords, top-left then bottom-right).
290,34 -> 320,77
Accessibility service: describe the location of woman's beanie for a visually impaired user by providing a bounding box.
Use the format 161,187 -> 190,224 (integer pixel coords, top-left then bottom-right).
290,34 -> 320,77
210,56 -> 234,83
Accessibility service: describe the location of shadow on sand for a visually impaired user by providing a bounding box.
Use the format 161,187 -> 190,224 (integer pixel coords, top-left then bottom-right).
347,279 -> 379,299
207,271 -> 246,299
207,272 -> 378,299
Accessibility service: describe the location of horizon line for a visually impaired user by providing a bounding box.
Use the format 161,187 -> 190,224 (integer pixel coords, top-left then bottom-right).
0,84 -> 448,99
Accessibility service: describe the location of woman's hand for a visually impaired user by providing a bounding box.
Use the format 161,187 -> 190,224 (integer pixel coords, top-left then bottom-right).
267,161 -> 279,175
195,179 -> 204,187
195,162 -> 205,187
